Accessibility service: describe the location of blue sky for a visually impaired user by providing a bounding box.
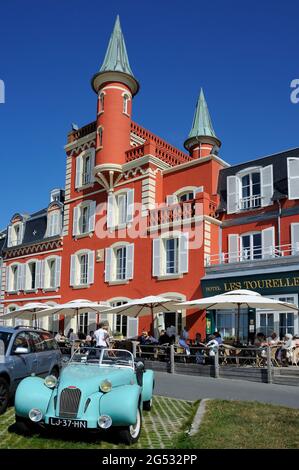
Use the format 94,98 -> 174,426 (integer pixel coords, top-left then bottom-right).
0,0 -> 298,228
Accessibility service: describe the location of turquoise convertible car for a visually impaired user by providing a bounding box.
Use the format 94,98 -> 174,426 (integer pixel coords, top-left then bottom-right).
14,348 -> 155,444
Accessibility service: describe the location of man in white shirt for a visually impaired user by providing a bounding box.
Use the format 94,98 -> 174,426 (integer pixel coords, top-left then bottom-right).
94,323 -> 109,348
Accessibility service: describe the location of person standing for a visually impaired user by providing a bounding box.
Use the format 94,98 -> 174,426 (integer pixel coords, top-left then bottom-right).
94,322 -> 110,349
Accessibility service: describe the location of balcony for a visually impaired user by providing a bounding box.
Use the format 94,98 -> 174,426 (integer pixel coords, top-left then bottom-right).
205,243 -> 299,272
148,200 -> 197,229
240,195 -> 261,210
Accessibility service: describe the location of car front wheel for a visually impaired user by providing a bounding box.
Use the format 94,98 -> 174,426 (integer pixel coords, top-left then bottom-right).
15,416 -> 37,434
143,398 -> 153,411
118,407 -> 142,445
0,378 -> 9,415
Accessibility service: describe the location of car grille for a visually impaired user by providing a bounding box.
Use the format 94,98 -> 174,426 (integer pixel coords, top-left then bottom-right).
59,387 -> 81,418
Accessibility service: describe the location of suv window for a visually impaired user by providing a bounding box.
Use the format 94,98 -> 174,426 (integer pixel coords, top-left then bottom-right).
11,332 -> 32,354
0,332 -> 13,353
29,331 -> 58,351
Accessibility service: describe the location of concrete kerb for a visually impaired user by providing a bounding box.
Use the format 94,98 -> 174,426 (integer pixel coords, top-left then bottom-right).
188,398 -> 211,436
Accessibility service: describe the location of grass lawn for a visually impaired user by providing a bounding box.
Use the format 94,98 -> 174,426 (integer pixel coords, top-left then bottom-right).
176,400 -> 299,449
0,396 -> 192,449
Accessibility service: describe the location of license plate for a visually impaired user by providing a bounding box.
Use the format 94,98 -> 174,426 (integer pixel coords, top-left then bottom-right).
49,417 -> 87,429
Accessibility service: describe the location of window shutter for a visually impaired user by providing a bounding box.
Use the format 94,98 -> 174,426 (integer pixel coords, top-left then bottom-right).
54,257 -> 62,288
291,223 -> 299,255
227,176 -> 239,214
194,186 -> 204,197
7,226 -> 12,248
107,194 -> 115,229
40,260 -> 45,289
36,261 -> 42,289
70,255 -> 76,286
87,251 -> 95,285
228,234 -> 239,263
126,189 -> 134,223
75,155 -> 83,189
72,206 -> 80,236
287,158 -> 299,200
166,195 -> 178,206
126,243 -> 134,280
90,149 -> 95,183
6,266 -> 10,292
105,248 -> 113,282
152,238 -> 161,277
88,201 -> 96,232
127,317 -> 139,338
261,165 -> 273,207
262,227 -> 275,259
17,264 -> 25,291
19,223 -> 24,244
179,232 -> 189,273
57,211 -> 62,235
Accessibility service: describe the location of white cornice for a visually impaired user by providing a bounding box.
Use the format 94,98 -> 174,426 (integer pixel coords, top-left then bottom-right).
123,154 -> 171,172
64,132 -> 96,152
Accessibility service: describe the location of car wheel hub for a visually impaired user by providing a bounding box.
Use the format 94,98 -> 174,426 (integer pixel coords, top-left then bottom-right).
129,410 -> 141,438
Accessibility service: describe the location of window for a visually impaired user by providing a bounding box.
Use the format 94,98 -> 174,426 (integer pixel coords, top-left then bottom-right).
123,94 -> 129,114
165,238 -> 179,274
70,251 -> 95,287
152,233 -> 189,277
99,93 -> 105,112
166,187 -> 203,206
43,257 -> 61,289
28,262 -> 37,289
8,222 -> 24,247
259,313 -> 274,338
240,233 -> 262,260
75,149 -> 95,189
105,244 -> 134,283
79,254 -> 88,285
107,189 -> 134,228
98,127 -> 103,147
11,332 -> 31,353
47,210 -> 61,237
12,265 -> 18,291
179,192 -> 194,202
227,165 -> 273,214
73,201 -> 96,236
256,294 -> 298,340
287,157 -> 299,200
82,155 -> 91,186
116,247 -> 127,280
241,172 -> 261,210
6,263 -> 24,292
79,313 -> 89,335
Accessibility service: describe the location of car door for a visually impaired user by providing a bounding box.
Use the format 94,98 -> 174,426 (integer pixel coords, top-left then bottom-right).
29,331 -> 55,377
10,331 -> 38,390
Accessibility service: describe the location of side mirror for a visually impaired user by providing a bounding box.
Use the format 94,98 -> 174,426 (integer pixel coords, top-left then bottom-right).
14,347 -> 29,354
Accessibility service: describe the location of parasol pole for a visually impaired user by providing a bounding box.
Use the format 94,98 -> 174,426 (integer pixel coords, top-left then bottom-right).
151,305 -> 155,337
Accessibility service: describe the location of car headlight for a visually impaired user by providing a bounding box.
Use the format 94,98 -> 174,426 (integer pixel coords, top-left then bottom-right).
29,408 -> 43,422
100,379 -> 112,393
44,375 -> 58,389
98,415 -> 112,429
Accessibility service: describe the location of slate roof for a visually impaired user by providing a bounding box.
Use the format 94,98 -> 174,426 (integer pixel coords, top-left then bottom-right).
217,147 -> 299,212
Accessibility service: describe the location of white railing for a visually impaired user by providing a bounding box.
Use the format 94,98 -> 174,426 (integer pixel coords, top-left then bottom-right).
205,243 -> 299,267
240,195 -> 261,210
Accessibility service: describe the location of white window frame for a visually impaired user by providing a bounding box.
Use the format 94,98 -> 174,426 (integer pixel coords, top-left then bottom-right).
122,93 -> 131,115
24,259 -> 41,292
46,210 -> 62,238
287,157 -> 299,200
105,242 -> 134,284
107,188 -> 134,229
256,294 -> 299,338
73,200 -> 96,237
7,263 -> 23,293
75,148 -> 95,189
240,232 -> 262,261
8,222 -> 24,247
70,250 -> 95,288
152,232 -> 189,278
43,256 -> 62,290
239,169 -> 262,210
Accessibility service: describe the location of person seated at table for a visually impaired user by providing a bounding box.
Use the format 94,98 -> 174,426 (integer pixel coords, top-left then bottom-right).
139,331 -> 158,345
55,330 -> 66,342
179,327 -> 190,356
85,331 -> 95,346
166,325 -> 176,344
67,328 -> 78,342
267,332 -> 279,345
213,331 -> 223,345
193,332 -> 205,346
158,330 -> 170,345
254,332 -> 267,347
293,334 -> 299,347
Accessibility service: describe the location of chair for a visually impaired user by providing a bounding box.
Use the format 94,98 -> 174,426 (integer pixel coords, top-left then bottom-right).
291,346 -> 299,366
270,345 -> 280,367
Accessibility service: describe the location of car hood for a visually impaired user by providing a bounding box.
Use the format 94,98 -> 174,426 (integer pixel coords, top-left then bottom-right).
58,364 -> 134,395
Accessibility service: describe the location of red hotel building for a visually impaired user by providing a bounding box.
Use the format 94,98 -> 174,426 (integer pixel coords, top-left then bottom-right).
1,16 -> 299,342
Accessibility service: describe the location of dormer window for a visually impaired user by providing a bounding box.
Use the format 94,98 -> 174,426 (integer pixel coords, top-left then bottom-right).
47,210 -> 62,238
7,222 -> 24,247
227,165 -> 273,214
241,172 -> 261,210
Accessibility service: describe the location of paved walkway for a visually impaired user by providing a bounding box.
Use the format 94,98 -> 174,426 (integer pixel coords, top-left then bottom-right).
155,372 -> 299,409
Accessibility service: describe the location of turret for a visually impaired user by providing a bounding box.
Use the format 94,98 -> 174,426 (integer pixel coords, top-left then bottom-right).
184,88 -> 221,158
91,15 -> 139,191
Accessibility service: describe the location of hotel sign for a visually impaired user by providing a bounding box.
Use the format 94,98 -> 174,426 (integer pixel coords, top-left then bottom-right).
201,271 -> 299,297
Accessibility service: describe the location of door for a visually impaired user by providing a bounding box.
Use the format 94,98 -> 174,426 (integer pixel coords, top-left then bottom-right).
10,332 -> 38,390
29,331 -> 54,377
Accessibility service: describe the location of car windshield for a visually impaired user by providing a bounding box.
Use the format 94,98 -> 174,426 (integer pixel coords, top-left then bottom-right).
0,332 -> 13,354
69,347 -> 134,368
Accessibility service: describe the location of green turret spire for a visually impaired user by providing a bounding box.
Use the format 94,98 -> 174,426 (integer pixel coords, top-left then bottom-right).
92,15 -> 139,95
100,15 -> 134,76
184,88 -> 221,150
